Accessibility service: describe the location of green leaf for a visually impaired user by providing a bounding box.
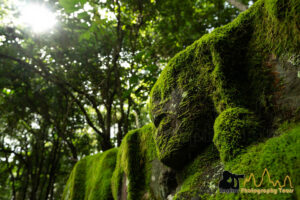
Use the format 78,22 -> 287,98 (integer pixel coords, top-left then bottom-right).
129,75 -> 139,84
59,0 -> 87,13
2,88 -> 14,95
79,31 -> 91,41
78,12 -> 89,19
80,0 -> 87,5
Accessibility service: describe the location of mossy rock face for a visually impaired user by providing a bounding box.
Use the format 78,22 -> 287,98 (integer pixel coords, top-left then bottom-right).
174,123 -> 300,200
149,0 -> 300,169
211,123 -> 300,200
63,0 -> 300,199
150,159 -> 178,199
265,0 -> 299,20
173,145 -> 222,200
62,148 -> 118,200
111,124 -> 158,200
213,107 -> 260,162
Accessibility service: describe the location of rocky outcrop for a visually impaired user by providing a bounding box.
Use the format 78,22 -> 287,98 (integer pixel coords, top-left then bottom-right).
62,0 -> 299,199
149,0 -> 299,169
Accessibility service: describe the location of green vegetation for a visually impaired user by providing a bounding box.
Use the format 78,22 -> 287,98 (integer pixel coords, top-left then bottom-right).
0,0 -> 248,197
64,0 -> 299,198
0,0 -> 299,199
213,123 -> 300,200
0,0 -> 246,197
62,148 -> 118,200
64,0 -> 299,199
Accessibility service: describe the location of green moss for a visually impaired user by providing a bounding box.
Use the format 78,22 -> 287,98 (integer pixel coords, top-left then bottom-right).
211,123 -> 300,200
149,0 -> 299,168
174,123 -> 299,200
213,107 -> 260,162
265,0 -> 299,22
62,148 -> 118,200
111,124 -> 157,200
174,145 -> 221,200
62,157 -> 87,200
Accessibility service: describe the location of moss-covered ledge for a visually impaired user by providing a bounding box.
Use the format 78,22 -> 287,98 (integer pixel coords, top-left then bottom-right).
111,124 -> 158,200
62,148 -> 118,200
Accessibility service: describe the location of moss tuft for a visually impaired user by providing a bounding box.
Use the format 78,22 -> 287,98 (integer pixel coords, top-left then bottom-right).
265,0 -> 299,20
213,107 -> 260,162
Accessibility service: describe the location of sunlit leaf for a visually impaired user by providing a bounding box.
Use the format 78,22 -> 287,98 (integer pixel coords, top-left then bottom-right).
59,0 -> 85,13
79,31 -> 91,41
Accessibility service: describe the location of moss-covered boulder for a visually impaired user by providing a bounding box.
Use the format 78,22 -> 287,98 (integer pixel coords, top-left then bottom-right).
111,124 -> 158,200
149,0 -> 299,169
62,148 -> 118,200
213,107 -> 260,162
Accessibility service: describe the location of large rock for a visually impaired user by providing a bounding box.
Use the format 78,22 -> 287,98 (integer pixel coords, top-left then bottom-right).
112,123 -> 300,200
149,0 -> 299,169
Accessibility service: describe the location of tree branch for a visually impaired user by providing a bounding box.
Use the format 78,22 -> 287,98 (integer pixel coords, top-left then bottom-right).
0,53 -> 106,138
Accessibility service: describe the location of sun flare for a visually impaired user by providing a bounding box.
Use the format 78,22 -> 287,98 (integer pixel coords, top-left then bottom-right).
19,4 -> 56,33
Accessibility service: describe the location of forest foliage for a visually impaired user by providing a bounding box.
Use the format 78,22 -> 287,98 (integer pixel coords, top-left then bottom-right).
0,0 -> 253,199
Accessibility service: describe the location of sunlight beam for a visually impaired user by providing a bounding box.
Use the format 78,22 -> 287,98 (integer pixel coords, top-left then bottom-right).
18,4 -> 56,33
